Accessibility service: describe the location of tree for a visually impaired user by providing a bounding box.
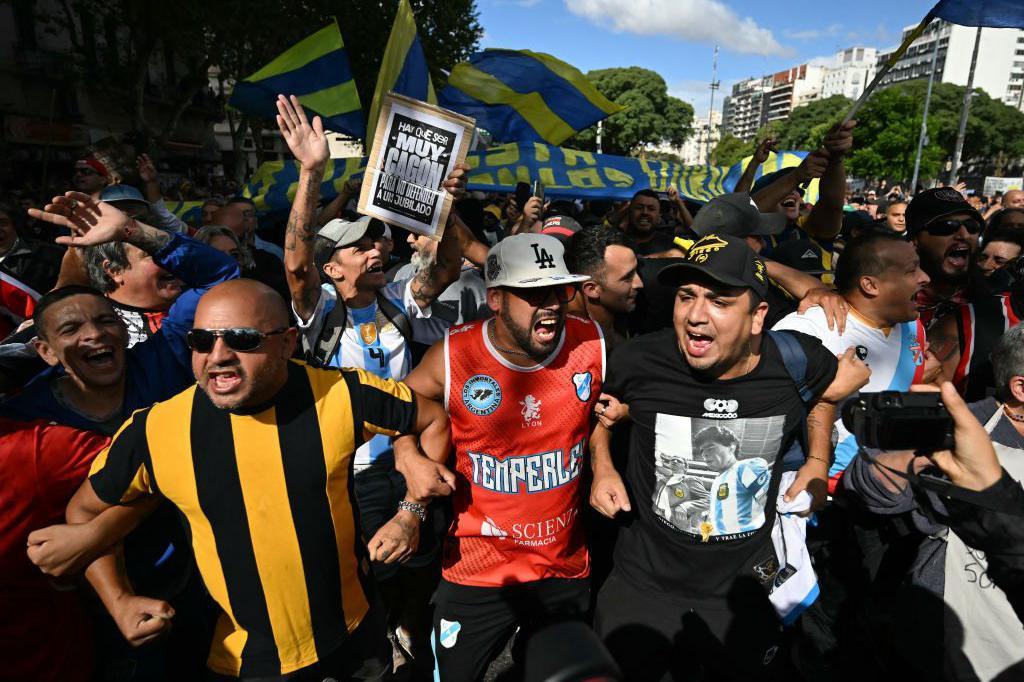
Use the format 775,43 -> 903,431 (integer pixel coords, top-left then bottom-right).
36,0 -> 482,182
568,67 -> 693,156
774,95 -> 851,150
846,81 -> 1024,183
710,134 -> 753,167
339,0 -> 483,106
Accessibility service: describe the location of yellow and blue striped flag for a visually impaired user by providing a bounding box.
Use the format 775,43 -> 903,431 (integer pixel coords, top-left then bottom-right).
229,20 -> 364,138
438,49 -> 624,146
366,0 -> 437,143
931,0 -> 1024,27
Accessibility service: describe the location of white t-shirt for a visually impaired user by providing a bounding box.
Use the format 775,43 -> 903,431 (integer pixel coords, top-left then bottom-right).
772,306 -> 926,482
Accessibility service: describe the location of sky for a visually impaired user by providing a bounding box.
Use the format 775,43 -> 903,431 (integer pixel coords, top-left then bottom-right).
474,0 -> 938,119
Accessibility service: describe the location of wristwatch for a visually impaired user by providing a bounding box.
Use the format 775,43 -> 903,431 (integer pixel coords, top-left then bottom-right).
398,500 -> 427,523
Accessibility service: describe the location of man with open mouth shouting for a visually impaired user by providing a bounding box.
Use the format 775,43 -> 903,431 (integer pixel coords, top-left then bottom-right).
403,233 -> 603,681
906,187 -> 986,327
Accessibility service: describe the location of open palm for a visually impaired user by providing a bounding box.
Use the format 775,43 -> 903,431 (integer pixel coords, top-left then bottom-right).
276,94 -> 329,169
27,192 -> 131,246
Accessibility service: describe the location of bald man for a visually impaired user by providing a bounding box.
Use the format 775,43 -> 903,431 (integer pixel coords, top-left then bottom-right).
36,279 -> 456,680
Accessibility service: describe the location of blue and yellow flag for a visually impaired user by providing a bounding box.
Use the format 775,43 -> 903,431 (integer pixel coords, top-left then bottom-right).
240,143 -> 815,213
366,0 -> 437,143
229,21 -> 364,138
438,49 -> 624,146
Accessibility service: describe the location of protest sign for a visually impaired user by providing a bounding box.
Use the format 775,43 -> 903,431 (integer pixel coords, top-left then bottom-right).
358,93 -> 475,240
984,176 -> 1023,196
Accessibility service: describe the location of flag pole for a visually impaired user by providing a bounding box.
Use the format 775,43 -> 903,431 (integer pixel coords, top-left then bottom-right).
842,11 -> 936,124
949,26 -> 983,187
911,33 -> 941,193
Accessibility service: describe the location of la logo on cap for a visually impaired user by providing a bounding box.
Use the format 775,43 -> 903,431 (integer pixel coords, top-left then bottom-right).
688,235 -> 728,264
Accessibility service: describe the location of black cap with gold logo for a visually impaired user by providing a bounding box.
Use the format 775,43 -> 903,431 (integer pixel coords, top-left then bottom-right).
657,233 -> 767,299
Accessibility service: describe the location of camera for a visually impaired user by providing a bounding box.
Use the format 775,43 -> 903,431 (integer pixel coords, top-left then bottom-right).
841,391 -> 954,452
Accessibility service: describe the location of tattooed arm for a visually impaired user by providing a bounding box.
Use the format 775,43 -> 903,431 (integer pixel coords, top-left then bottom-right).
276,95 -> 329,321
409,214 -> 464,310
408,164 -> 469,310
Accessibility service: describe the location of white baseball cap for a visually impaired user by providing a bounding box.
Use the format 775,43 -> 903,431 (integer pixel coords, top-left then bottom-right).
484,233 -> 590,289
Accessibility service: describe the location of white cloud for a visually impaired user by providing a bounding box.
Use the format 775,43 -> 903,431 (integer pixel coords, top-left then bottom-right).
783,24 -> 842,41
564,0 -> 790,57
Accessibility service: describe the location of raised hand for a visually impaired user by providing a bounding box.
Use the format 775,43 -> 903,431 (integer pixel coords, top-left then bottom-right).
795,150 -> 830,184
753,137 -> 777,164
136,154 -> 158,183
822,120 -> 856,158
275,94 -> 329,170
28,192 -> 133,247
442,162 -> 470,200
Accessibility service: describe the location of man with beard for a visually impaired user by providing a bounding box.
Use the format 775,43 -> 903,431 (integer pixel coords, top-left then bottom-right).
72,156 -> 111,198
53,279 -> 453,680
619,189 -> 684,257
402,233 -> 602,681
906,187 -> 985,326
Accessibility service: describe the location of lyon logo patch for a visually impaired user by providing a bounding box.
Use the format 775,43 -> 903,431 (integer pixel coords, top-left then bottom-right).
573,372 -> 592,402
439,619 -> 461,648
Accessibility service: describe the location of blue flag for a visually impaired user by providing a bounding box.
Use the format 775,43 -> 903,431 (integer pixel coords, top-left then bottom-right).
438,49 -> 624,146
229,21 -> 364,138
931,0 -> 1024,27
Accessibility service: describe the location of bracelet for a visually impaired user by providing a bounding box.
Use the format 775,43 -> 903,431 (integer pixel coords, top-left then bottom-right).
807,454 -> 831,466
398,500 -> 427,523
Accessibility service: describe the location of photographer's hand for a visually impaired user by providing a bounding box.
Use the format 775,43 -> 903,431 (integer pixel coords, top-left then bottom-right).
926,382 -> 1002,492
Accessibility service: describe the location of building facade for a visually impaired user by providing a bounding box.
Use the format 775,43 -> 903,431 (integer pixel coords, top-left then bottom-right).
877,20 -> 1024,110
821,47 -> 877,100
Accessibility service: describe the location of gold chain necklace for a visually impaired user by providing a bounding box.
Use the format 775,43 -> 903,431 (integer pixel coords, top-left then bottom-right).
487,320 -> 532,358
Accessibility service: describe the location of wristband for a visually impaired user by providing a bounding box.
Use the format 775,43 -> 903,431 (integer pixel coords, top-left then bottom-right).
398,500 -> 427,523
807,453 -> 831,466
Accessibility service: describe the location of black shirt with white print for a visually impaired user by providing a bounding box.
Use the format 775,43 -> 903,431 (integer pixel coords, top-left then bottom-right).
603,328 -> 837,601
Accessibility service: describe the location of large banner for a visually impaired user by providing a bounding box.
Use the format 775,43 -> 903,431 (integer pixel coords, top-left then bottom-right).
168,144 -> 816,224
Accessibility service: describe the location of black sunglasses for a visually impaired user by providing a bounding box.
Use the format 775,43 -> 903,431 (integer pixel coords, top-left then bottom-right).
506,284 -> 577,307
923,217 -> 983,237
187,327 -> 288,353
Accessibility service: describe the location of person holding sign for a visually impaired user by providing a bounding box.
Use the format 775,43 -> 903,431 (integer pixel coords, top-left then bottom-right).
275,94 -> 468,676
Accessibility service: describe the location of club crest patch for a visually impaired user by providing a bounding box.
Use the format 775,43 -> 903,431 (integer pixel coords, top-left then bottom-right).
439,619 -> 461,649
572,372 -> 592,402
462,374 -> 502,416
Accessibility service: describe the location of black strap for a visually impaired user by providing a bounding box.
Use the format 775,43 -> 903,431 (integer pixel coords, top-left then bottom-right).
767,330 -> 813,472
306,295 -> 349,367
861,447 -> 1024,517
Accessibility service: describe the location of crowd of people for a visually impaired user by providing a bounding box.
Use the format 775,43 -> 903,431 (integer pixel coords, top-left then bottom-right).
2,93 -> 1024,682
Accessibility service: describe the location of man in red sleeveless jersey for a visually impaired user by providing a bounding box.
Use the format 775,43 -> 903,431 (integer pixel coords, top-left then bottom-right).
403,233 -> 603,681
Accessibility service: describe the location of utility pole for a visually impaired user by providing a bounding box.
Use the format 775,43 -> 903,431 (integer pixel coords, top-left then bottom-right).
949,26 -> 982,187
911,28 -> 941,193
706,45 -> 720,166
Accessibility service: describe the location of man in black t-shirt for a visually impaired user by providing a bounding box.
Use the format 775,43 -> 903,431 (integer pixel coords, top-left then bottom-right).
589,234 -> 855,680
619,189 -> 685,257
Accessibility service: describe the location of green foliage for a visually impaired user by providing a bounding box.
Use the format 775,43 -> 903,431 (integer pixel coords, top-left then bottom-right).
568,67 -> 694,155
845,81 -> 1024,181
340,0 -> 483,104
710,134 -> 753,167
773,95 -> 851,149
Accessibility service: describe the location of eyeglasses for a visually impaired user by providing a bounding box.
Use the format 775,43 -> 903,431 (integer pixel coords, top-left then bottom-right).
506,284 -> 577,307
187,327 -> 288,353
74,167 -> 98,176
923,217 -> 983,236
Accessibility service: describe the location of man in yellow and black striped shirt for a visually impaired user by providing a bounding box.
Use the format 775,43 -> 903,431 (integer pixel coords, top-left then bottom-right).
65,280 -> 452,680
